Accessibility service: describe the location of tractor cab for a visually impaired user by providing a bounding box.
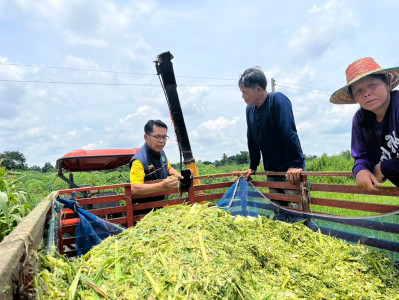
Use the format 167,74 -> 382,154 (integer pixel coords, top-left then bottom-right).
56,148 -> 139,185
56,148 -> 139,209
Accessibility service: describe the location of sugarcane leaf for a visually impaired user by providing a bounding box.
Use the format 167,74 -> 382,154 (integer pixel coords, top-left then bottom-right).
0,191 -> 9,225
68,269 -> 81,300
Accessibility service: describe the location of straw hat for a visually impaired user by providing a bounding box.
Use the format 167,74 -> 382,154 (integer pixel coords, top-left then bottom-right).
330,57 -> 399,104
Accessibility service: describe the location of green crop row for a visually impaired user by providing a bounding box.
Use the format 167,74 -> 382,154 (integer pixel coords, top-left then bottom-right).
0,160 -> 33,242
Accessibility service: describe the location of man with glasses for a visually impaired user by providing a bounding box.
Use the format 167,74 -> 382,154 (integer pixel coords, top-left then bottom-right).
130,119 -> 183,198
238,67 -> 305,208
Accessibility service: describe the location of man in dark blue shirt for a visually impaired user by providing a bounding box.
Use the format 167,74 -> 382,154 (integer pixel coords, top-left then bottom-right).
239,67 -> 305,186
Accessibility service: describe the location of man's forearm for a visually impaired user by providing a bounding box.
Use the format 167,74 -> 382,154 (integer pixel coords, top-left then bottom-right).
131,182 -> 165,196
131,175 -> 179,196
168,167 -> 179,176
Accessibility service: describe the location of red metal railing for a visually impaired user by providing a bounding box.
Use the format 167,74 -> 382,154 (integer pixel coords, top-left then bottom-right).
56,172 -> 399,258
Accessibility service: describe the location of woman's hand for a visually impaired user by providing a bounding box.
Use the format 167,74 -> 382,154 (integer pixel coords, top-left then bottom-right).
373,162 -> 386,183
356,169 -> 381,191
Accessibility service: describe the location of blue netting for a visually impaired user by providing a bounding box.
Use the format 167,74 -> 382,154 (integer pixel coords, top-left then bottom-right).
217,177 -> 399,263
45,200 -> 58,254
57,193 -> 124,256
217,177 -> 303,222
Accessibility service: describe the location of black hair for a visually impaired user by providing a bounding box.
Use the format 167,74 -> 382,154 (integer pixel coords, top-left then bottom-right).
144,119 -> 168,135
348,73 -> 389,97
238,67 -> 267,90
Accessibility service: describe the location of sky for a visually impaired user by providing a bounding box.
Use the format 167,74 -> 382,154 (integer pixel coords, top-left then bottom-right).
0,0 -> 398,168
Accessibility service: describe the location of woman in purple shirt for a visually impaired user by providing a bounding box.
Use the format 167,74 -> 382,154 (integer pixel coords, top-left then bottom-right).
330,57 -> 399,191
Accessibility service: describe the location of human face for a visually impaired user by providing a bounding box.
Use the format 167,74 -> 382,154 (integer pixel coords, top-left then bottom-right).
144,125 -> 168,153
351,76 -> 391,118
239,85 -> 264,107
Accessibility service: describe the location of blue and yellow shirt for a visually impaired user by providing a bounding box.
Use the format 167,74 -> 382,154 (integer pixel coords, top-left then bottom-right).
130,144 -> 171,184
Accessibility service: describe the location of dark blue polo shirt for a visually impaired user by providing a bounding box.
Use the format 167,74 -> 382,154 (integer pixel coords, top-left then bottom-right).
246,92 -> 305,172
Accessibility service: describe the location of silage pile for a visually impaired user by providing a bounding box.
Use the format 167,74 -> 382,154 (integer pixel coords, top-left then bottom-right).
37,203 -> 399,299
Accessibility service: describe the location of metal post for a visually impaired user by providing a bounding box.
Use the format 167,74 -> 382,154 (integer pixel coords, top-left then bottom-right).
271,78 -> 276,92
300,175 -> 311,212
125,186 -> 134,227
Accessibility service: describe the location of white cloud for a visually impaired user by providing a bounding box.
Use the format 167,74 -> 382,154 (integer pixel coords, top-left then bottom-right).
123,35 -> 152,60
0,56 -> 25,79
120,105 -> 151,123
192,116 -> 241,144
179,86 -> 210,115
64,33 -> 108,47
287,0 -> 358,61
36,89 -> 48,97
82,143 -> 99,150
267,65 -> 317,96
0,0 -> 397,168
27,127 -> 44,137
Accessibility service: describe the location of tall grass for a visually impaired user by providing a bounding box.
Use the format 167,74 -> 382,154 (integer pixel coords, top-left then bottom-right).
0,161 -> 32,242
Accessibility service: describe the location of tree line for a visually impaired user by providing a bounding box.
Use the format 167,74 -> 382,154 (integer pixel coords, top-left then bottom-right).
1,150 -> 354,173
0,151 -> 56,172
200,150 -> 353,172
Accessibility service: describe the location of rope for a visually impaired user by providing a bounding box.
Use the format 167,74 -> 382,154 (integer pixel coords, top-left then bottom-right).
145,162 -> 169,178
228,177 -> 242,211
46,200 -> 58,254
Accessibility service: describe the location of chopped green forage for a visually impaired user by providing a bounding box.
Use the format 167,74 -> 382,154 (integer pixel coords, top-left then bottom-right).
36,204 -> 399,299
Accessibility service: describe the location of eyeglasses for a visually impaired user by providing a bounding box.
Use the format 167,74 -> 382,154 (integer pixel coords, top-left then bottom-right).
149,134 -> 169,141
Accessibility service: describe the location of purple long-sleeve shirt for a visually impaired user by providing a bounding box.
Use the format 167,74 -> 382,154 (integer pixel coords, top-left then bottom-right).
351,91 -> 399,186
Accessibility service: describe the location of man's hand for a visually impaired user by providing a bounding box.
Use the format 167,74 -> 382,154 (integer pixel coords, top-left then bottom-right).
241,169 -> 255,180
286,168 -> 302,185
373,163 -> 386,183
161,175 -> 180,191
234,169 -> 255,180
169,167 -> 183,180
175,173 -> 184,180
356,169 -> 381,191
